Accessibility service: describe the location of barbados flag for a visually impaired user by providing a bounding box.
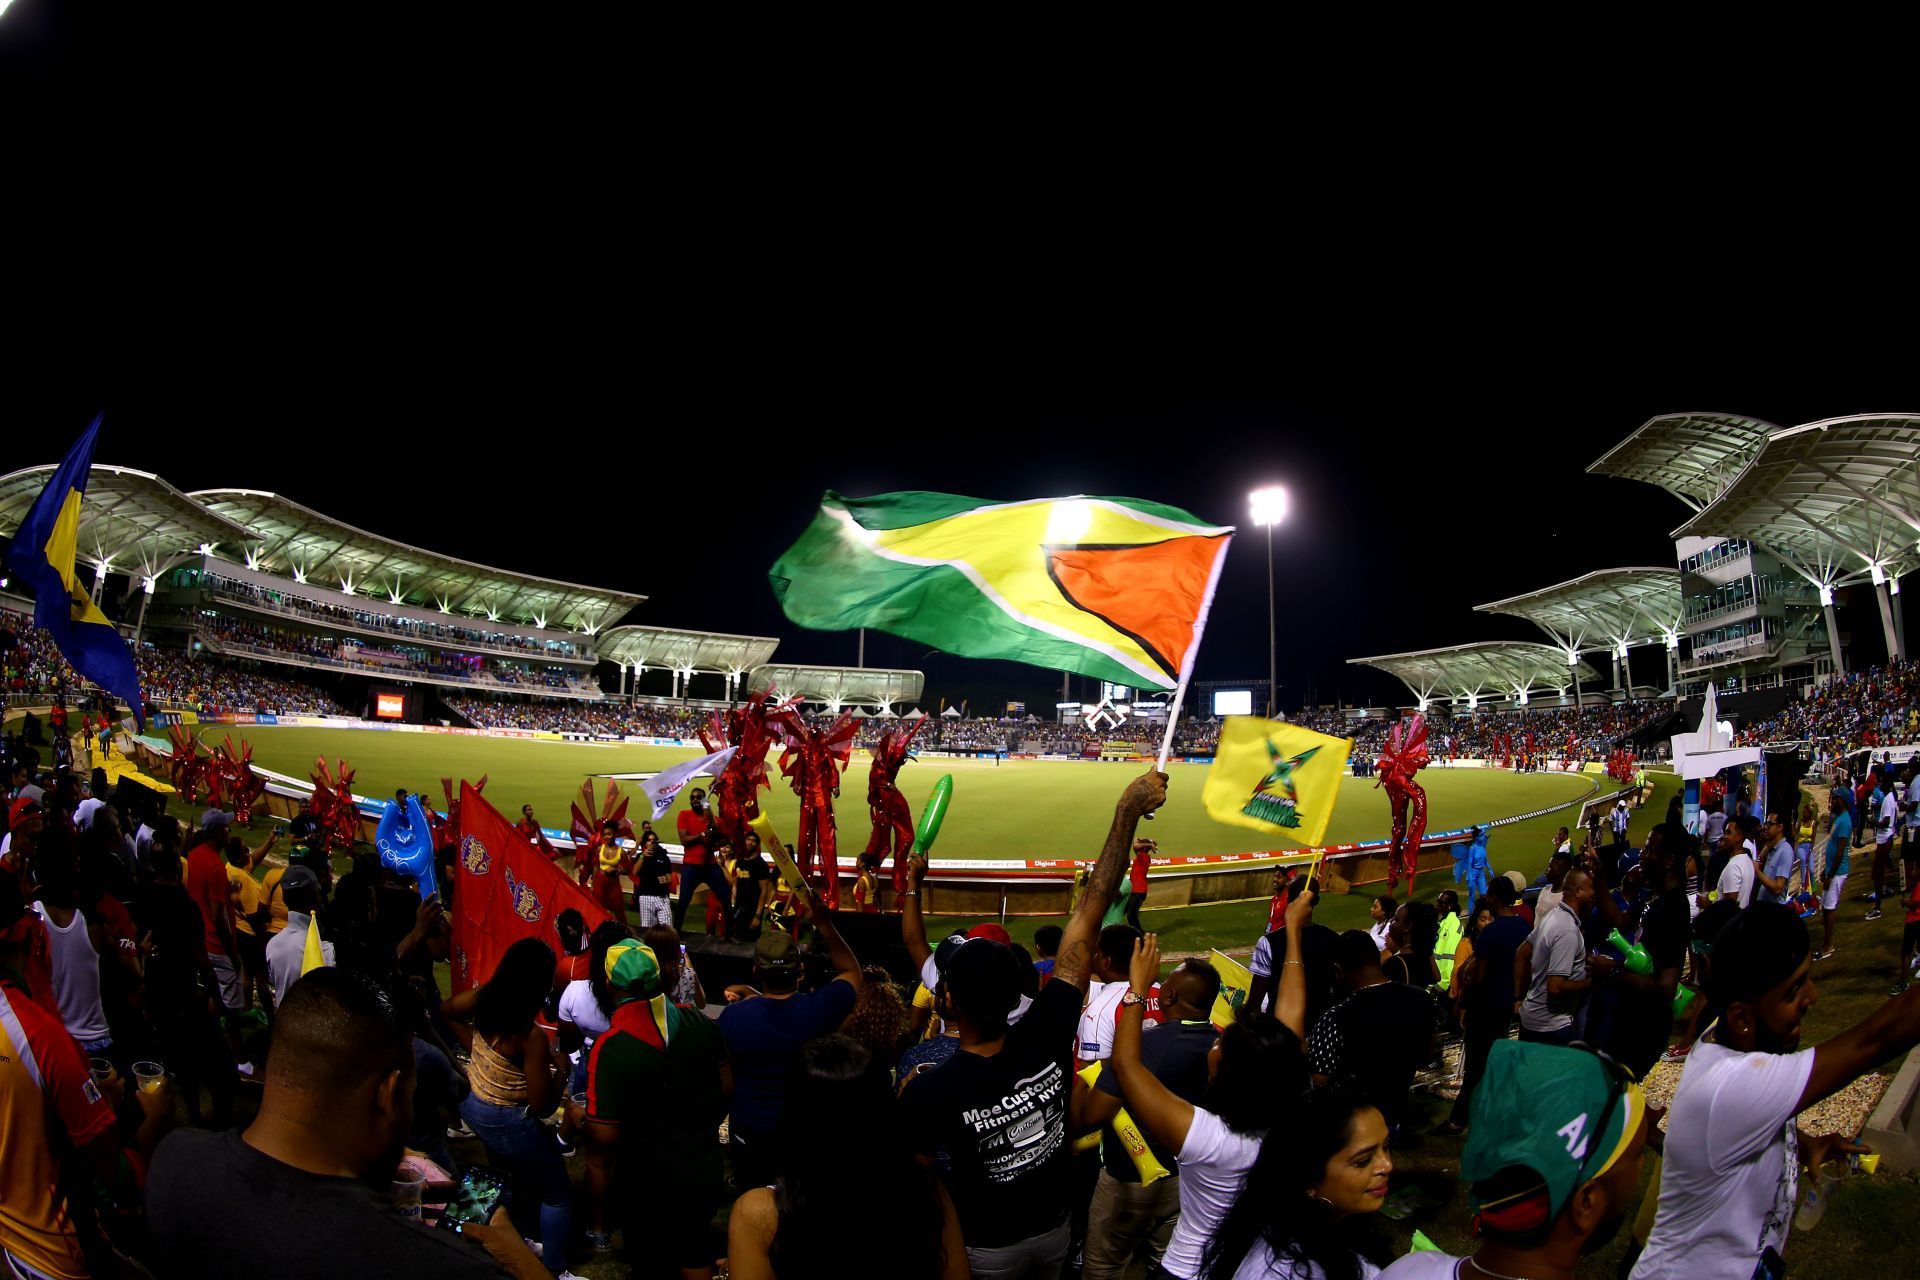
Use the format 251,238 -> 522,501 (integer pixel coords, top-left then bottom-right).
3,416 -> 147,728
770,491 -> 1233,691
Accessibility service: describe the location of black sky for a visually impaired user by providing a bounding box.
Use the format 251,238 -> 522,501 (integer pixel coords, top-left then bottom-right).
4,1 -> 1912,712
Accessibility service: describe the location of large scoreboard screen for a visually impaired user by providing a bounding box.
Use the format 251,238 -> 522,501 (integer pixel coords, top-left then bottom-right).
1211,689 -> 1253,717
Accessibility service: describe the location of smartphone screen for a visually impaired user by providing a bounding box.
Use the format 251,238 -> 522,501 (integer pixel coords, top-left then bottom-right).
439,1165 -> 509,1232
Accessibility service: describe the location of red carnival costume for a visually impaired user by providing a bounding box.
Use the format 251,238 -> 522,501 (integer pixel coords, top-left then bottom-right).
699,689 -> 803,855
778,713 -> 860,909
1375,714 -> 1431,895
862,717 -> 926,891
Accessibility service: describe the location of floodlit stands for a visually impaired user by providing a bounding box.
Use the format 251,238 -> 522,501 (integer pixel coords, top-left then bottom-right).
746,663 -> 925,713
1476,567 -> 1685,696
192,488 -> 643,632
599,625 -> 781,702
1348,641 -> 1601,712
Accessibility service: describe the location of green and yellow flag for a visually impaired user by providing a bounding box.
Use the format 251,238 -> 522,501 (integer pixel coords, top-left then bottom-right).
769,491 -> 1233,691
1201,717 -> 1352,846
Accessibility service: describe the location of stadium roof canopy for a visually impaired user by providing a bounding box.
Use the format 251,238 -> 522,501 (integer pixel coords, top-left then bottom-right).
747,663 -> 925,711
191,489 -> 644,632
1474,567 -> 1685,657
1669,414 -> 1920,589
0,465 -> 257,584
1587,412 -> 1780,511
599,625 -> 780,676
1348,641 -> 1601,709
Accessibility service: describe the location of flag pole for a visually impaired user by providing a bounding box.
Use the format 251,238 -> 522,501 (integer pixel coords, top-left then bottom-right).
1153,535 -> 1234,775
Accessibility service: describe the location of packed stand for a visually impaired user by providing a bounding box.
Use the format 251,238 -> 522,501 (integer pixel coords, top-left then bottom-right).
197,572 -> 595,661
1736,659 -> 1920,757
202,616 -> 594,694
5,736 -> 1916,1280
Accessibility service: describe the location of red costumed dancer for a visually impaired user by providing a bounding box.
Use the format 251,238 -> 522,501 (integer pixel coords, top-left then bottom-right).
778,712 -> 860,908
165,724 -> 208,804
309,757 -> 361,855
570,780 -> 633,924
699,689 -> 803,855
1375,714 -> 1431,895
208,735 -> 266,824
863,717 -> 926,891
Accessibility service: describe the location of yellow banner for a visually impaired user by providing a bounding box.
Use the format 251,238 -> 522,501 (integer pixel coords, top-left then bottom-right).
1209,948 -> 1252,1029
1200,716 -> 1352,846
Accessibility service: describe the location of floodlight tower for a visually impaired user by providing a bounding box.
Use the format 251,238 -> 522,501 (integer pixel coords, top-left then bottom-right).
1249,486 -> 1290,718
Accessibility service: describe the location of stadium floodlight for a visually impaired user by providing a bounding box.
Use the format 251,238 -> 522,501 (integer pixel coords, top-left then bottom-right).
1248,486 -> 1289,528
1248,485 -> 1289,717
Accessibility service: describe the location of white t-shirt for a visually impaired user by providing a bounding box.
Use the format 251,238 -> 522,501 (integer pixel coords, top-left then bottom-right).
74,796 -> 106,830
1907,776 -> 1920,830
1078,980 -> 1127,1061
1376,1255 -> 1458,1280
1631,1037 -> 1814,1280
557,978 -> 612,1065
1876,790 -> 1900,844
1236,1246 -> 1384,1280
1367,921 -> 1391,952
1162,1107 -> 1264,1279
1716,850 -> 1755,908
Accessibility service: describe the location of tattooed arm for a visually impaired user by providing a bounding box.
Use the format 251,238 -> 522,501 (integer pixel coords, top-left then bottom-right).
1052,771 -> 1168,994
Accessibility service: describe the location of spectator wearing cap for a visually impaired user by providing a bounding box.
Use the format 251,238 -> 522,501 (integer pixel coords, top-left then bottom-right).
149,967 -> 534,1280
0,794 -> 42,887
586,937 -> 731,1277
266,866 -> 335,1007
1633,903 -> 1920,1280
901,770 -> 1167,1279
716,889 -> 864,1192
1377,1041 -> 1649,1280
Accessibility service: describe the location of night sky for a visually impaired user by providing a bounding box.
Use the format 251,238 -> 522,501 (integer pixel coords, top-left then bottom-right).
5,3 -> 1911,713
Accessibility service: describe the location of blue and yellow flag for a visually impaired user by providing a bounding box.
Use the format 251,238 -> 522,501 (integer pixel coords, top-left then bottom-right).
1200,716 -> 1352,846
2,416 -> 146,728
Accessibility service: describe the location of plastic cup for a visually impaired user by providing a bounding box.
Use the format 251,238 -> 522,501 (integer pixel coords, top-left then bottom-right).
390,1171 -> 426,1220
568,1090 -> 589,1123
89,1057 -> 116,1086
132,1061 -> 166,1094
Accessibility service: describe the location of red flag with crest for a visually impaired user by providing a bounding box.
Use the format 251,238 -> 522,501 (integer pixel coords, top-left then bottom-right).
451,781 -> 609,993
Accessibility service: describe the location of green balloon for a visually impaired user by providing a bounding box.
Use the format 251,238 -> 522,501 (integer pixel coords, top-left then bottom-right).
911,774 -> 954,856
1606,928 -> 1654,975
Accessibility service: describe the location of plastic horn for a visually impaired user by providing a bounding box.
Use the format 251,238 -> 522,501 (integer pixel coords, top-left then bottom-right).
1671,981 -> 1697,1020
1605,928 -> 1653,975
910,774 -> 954,856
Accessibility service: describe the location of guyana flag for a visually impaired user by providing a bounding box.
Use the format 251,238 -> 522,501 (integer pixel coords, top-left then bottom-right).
1201,716 -> 1353,846
769,491 -> 1233,691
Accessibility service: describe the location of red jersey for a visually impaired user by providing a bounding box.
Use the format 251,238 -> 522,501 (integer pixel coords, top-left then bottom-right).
676,810 -> 713,866
185,843 -> 233,956
1128,851 -> 1151,895
516,817 -> 558,861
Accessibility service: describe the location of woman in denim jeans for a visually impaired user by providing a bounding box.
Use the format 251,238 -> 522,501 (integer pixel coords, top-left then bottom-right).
446,937 -> 577,1277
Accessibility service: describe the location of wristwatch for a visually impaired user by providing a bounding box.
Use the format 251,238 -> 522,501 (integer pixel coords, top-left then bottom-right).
1120,990 -> 1149,1008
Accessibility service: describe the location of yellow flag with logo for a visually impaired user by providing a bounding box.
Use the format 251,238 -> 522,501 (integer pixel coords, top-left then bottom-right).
1201,717 -> 1352,846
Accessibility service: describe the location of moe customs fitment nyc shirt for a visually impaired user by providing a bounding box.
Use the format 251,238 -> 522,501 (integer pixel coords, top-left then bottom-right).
902,978 -> 1081,1248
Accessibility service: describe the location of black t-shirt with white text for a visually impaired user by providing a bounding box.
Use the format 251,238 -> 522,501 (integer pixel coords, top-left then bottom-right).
902,977 -> 1080,1247
635,848 -> 674,898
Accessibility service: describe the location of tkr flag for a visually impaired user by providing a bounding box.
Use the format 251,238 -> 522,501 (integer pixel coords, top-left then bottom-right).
640,747 -> 736,821
1200,717 -> 1353,847
451,781 -> 609,992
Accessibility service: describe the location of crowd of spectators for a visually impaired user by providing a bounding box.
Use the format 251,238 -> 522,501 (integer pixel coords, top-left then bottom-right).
197,572 -> 595,661
201,617 -> 593,694
4,608 -> 349,717
5,754 -> 1918,1280
1736,658 -> 1920,757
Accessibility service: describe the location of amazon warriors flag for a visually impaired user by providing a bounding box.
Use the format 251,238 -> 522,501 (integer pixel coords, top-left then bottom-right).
1201,717 -> 1353,846
769,491 -> 1232,691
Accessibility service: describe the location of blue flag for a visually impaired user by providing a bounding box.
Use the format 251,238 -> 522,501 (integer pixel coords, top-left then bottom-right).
3,416 -> 147,729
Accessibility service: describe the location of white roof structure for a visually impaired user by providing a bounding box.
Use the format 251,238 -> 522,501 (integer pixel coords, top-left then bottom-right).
0,465 -> 256,586
599,625 -> 780,677
1587,413 -> 1780,511
746,663 -> 924,712
1475,567 -> 1685,659
1348,641 -> 1600,709
1668,414 -> 1920,590
192,489 -> 643,632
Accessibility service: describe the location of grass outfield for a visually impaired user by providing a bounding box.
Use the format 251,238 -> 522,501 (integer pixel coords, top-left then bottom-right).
190,723 -> 1597,861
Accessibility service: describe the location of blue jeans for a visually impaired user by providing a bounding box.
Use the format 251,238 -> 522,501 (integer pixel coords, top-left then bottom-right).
460,1096 -> 571,1273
